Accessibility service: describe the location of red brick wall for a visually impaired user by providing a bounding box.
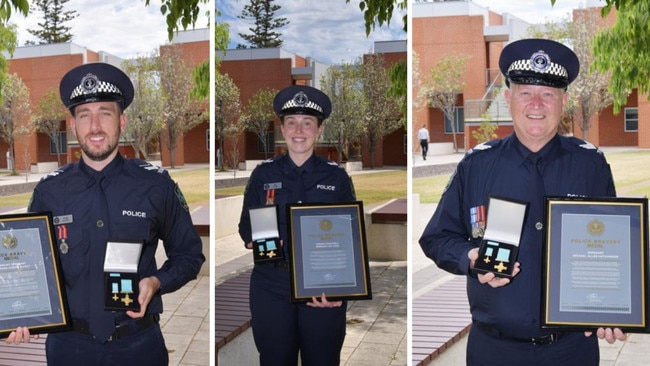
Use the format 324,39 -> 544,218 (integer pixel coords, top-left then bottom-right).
413,12 -> 504,151
638,94 -> 650,148
9,53 -> 94,170
159,40 -> 209,166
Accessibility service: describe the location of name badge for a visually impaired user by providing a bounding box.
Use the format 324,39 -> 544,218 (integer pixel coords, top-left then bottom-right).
53,215 -> 73,225
264,182 -> 282,190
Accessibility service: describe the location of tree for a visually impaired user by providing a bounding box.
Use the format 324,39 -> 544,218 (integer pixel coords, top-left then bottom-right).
422,54 -> 469,153
123,54 -> 165,160
590,2 -> 650,113
568,10 -> 614,140
26,0 -> 77,45
147,0 -> 209,41
321,63 -> 366,164
243,88 -> 276,159
361,54 -> 403,168
0,73 -> 30,174
347,0 -> 407,120
159,45 -> 204,168
32,88 -> 66,167
550,0 -> 650,112
0,0 -> 28,22
528,12 -> 613,140
237,0 -> 288,48
0,23 -> 18,104
215,72 -> 244,170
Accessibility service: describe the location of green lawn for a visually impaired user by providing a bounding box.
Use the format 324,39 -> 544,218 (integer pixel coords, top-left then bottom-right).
217,170 -> 407,207
0,168 -> 209,209
414,150 -> 650,203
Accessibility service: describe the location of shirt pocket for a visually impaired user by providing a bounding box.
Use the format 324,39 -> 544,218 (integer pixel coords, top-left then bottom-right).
58,227 -> 90,287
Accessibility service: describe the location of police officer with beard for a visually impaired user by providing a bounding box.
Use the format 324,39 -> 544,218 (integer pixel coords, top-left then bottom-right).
5,62 -> 205,365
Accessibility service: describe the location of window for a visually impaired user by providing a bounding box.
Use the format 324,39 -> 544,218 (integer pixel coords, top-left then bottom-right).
444,107 -> 465,133
625,107 -> 638,132
258,132 -> 275,153
50,132 -> 67,154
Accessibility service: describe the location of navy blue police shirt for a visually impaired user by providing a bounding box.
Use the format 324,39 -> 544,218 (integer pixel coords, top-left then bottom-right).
29,154 -> 205,327
419,133 -> 616,338
239,153 -> 356,259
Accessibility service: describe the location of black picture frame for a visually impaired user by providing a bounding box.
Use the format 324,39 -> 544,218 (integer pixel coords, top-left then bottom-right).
287,201 -> 372,302
0,212 -> 71,338
542,196 -> 650,333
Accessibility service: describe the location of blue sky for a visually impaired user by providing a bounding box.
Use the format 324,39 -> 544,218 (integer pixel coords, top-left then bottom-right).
216,0 -> 407,65
10,0 -> 211,59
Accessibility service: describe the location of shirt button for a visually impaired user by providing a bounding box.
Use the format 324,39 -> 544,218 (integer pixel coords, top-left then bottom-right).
97,220 -> 104,228
535,222 -> 543,230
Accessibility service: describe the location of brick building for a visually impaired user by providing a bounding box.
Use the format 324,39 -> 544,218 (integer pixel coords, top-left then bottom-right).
218,40 -> 407,169
413,1 -> 649,152
3,28 -> 209,172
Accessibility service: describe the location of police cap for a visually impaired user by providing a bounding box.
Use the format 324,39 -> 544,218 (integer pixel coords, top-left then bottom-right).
499,38 -> 579,89
273,85 -> 331,120
59,62 -> 134,113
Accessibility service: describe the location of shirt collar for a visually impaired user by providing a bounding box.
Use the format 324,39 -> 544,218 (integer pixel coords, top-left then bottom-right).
78,153 -> 125,181
284,153 -> 318,174
509,133 -> 561,165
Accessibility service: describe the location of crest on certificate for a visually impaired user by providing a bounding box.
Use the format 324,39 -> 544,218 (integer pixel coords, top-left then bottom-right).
587,218 -> 605,236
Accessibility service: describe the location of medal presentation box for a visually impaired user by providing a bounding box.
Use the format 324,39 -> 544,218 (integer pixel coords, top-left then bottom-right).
250,205 -> 284,263
103,240 -> 143,311
472,197 -> 528,278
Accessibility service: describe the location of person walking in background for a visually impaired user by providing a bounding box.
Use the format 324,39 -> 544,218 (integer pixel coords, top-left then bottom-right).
417,124 -> 430,160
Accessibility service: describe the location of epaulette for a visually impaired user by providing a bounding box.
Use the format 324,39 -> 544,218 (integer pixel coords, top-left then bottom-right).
40,164 -> 72,181
466,140 -> 500,155
570,137 -> 604,156
137,161 -> 166,174
259,158 -> 275,166
327,161 -> 340,167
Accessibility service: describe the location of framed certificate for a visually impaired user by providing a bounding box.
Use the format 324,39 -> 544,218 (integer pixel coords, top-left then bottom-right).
542,196 -> 650,333
287,202 -> 372,302
0,212 -> 71,338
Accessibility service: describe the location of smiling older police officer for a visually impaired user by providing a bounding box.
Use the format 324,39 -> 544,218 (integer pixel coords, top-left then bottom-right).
419,39 -> 624,365
5,62 -> 205,366
239,85 -> 356,366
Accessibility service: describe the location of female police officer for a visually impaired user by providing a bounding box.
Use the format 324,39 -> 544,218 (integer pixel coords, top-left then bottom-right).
238,85 -> 356,366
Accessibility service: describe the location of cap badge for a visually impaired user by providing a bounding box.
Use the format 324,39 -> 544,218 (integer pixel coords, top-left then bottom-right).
81,73 -> 100,93
293,91 -> 309,107
530,51 -> 550,72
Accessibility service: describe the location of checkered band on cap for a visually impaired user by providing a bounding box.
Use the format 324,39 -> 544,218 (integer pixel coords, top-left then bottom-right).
69,73 -> 123,100
507,56 -> 568,80
281,91 -> 323,114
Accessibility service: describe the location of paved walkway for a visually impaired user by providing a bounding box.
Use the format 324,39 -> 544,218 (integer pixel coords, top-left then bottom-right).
413,148 -> 650,365
0,164 -> 210,366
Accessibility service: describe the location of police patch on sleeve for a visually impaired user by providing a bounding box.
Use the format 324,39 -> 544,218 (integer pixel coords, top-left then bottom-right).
175,183 -> 190,212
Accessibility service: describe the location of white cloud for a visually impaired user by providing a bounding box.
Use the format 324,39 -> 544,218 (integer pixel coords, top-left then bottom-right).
217,0 -> 406,65
471,0 -> 595,24
10,0 -> 210,59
